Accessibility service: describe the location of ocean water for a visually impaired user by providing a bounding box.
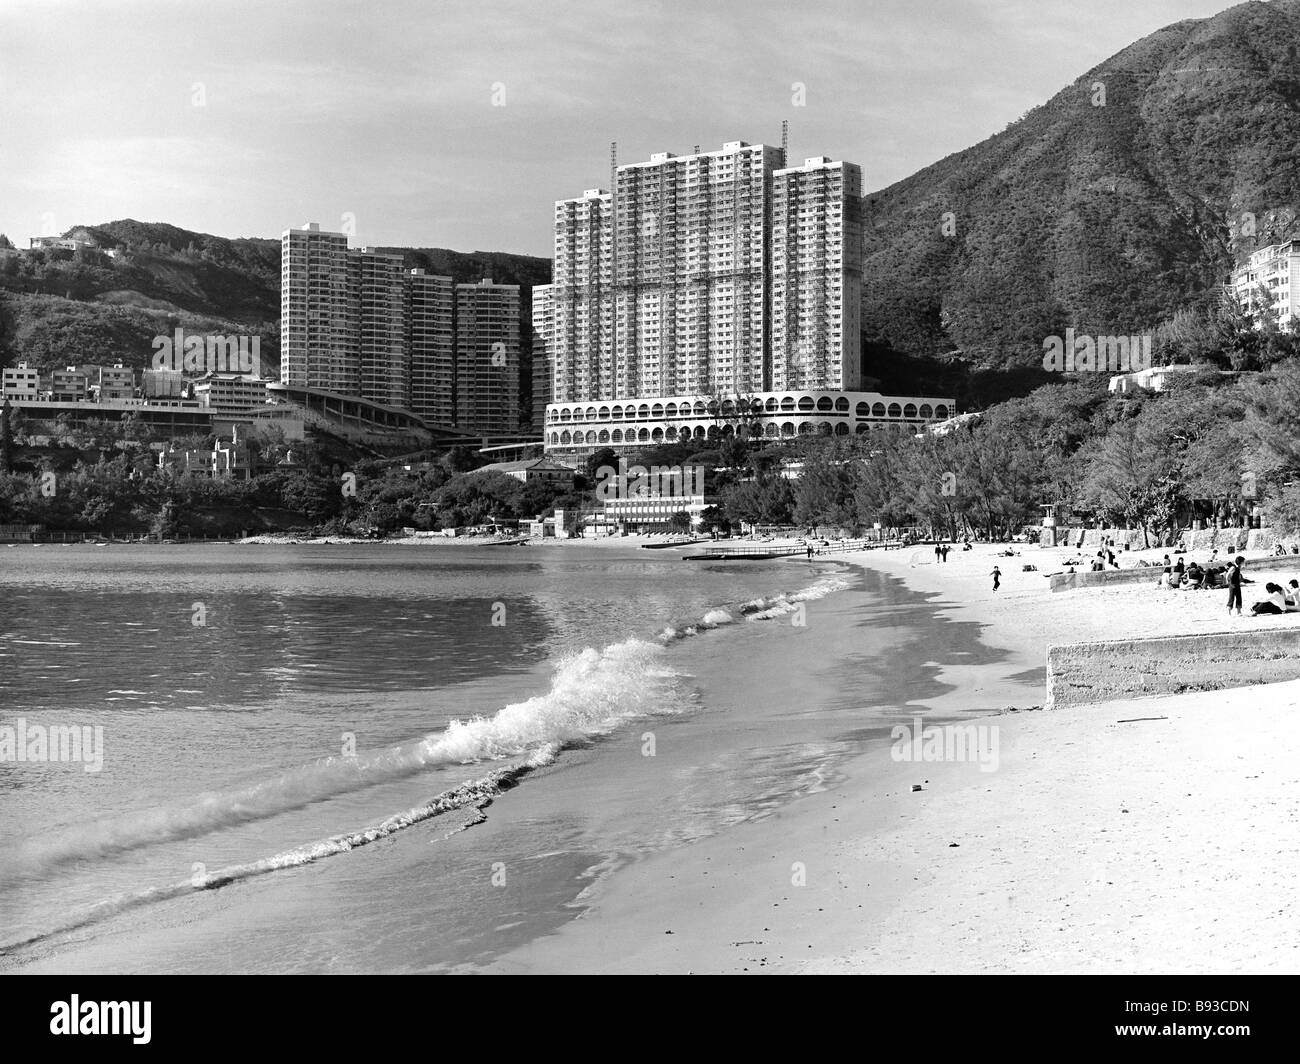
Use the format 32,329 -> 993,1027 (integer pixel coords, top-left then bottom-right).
0,542 -> 1005,972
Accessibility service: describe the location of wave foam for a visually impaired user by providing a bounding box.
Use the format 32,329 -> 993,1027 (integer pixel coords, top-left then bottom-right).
6,638 -> 682,881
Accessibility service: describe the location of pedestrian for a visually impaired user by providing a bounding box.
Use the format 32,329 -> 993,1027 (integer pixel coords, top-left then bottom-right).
1226,555 -> 1250,616
934,542 -> 942,563
941,544 -> 950,563
990,565 -> 1001,592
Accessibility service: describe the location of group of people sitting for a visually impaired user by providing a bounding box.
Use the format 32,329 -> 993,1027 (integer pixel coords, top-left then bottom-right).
1158,552 -> 1300,616
1248,581 -> 1300,615
1156,555 -> 1221,590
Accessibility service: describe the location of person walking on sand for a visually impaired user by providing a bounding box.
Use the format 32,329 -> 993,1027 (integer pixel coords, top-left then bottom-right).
941,544 -> 950,563
1226,555 -> 1251,616
934,542 -> 942,563
990,565 -> 1001,592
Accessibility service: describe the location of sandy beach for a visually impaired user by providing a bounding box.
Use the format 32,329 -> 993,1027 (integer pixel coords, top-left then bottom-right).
485,541 -> 1300,973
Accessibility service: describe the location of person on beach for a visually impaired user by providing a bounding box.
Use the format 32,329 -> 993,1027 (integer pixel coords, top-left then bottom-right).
1226,555 -> 1250,616
1186,562 -> 1204,590
935,543 -> 942,563
941,544 -> 950,563
1250,583 -> 1288,615
990,565 -> 1001,592
1287,579 -> 1300,609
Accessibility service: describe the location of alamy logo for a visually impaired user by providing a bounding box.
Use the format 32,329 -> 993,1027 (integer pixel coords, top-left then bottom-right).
151,328 -> 261,374
0,718 -> 104,772
1042,329 -> 1152,373
890,716 -> 999,772
594,460 -> 705,502
50,996 -> 150,1044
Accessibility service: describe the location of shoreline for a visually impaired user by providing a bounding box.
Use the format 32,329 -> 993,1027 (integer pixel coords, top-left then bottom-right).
481,541 -> 1300,973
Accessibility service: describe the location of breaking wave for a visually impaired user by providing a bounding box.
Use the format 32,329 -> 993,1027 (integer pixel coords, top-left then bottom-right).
1,571 -> 854,951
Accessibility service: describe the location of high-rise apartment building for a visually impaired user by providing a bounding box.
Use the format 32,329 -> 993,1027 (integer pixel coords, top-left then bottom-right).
281,223 -> 358,394
408,269 -> 456,427
550,190 -> 613,404
355,249 -> 410,407
770,157 -> 862,391
530,283 -> 554,429
455,280 -> 520,435
540,142 -> 955,459
281,224 -> 527,434
614,141 -> 781,398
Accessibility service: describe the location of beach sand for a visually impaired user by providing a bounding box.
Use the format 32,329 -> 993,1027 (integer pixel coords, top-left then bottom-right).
484,542 -> 1300,973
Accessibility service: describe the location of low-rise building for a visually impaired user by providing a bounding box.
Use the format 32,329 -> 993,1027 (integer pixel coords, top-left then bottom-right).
477,456 -> 576,489
158,436 -> 252,479
96,364 -> 137,400
545,389 -> 957,459
48,367 -> 90,402
193,373 -> 273,417
2,361 -> 40,400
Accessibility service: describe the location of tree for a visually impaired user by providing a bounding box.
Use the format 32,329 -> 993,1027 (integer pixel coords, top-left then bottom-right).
0,401 -> 12,474
585,446 -> 619,481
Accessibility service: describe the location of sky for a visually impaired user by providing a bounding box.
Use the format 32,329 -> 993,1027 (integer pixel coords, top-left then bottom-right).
0,0 -> 1239,258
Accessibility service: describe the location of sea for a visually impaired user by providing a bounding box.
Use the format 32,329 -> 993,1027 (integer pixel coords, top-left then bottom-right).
0,541 -> 1008,972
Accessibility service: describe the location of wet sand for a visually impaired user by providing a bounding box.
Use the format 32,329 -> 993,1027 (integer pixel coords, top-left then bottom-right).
484,543 -> 1300,973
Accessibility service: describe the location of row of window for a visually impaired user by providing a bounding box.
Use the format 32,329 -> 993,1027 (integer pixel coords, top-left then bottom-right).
547,397 -> 950,422
549,421 -> 924,445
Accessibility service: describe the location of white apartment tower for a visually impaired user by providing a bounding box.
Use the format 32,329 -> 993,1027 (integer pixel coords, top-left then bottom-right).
614,141 -> 782,398
770,157 -> 863,391
408,269 -> 456,426
455,280 -> 520,434
281,223 -> 358,394
550,189 -> 613,404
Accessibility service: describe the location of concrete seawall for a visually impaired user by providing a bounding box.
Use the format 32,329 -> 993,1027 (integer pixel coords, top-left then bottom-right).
1045,628 -> 1300,709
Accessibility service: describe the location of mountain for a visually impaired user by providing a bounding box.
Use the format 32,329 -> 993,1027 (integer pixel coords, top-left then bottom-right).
860,0 -> 1300,404
0,219 -> 550,376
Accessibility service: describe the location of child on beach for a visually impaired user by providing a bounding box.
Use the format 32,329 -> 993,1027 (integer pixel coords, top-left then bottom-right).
1226,556 -> 1251,616
990,565 -> 1001,592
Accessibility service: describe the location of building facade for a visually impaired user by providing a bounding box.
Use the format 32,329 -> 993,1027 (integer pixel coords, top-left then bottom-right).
530,284 -> 554,429
408,269 -> 456,427
193,373 -> 273,416
770,157 -> 862,391
1,361 -> 40,401
614,142 -> 781,398
280,223 -> 358,394
280,224 -> 526,435
455,280 -> 520,435
550,190 -> 613,404
544,389 -> 955,458
355,249 -> 410,408
538,141 -> 953,459
1232,239 -> 1300,330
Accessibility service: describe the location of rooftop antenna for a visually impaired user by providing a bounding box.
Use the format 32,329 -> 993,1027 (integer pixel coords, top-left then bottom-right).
781,120 -> 789,167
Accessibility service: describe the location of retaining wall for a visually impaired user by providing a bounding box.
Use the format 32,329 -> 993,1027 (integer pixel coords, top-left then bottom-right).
1045,627 -> 1300,709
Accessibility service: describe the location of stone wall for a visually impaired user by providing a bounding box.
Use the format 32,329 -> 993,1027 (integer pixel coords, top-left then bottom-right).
1045,628 -> 1300,709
